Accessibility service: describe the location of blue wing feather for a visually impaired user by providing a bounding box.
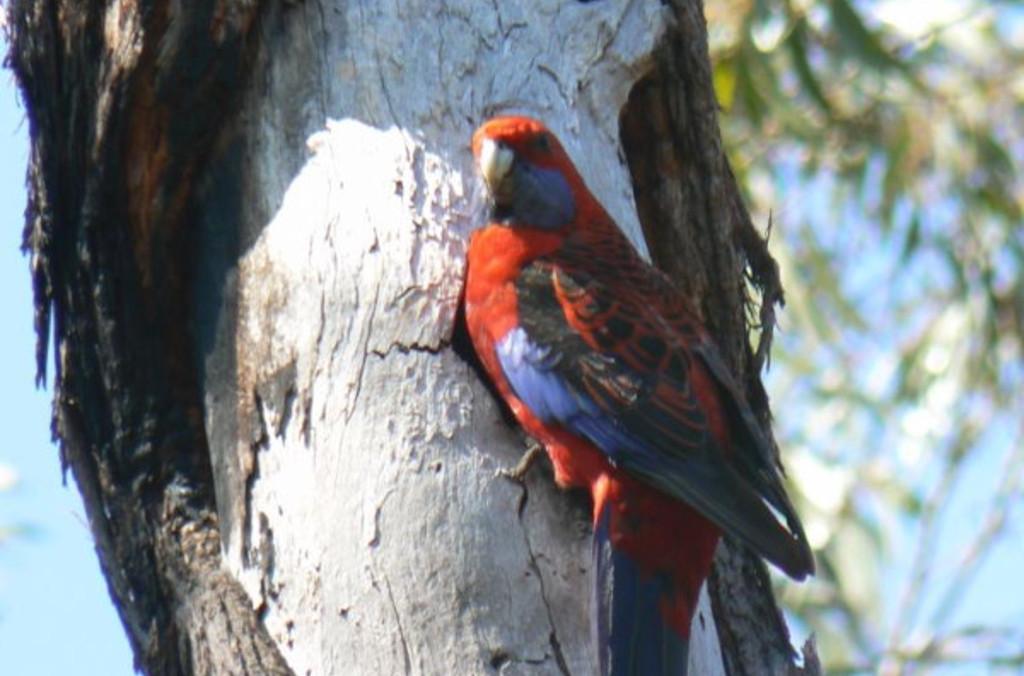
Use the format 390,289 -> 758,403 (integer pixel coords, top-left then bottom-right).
498,327 -> 657,469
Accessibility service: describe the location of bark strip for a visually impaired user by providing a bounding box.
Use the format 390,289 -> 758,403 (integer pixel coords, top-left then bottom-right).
8,1 -> 290,673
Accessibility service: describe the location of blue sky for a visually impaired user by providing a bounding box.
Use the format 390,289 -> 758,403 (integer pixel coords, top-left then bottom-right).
0,39 -> 134,675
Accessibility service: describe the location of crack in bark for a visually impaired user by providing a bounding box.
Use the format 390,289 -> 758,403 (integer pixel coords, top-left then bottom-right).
369,340 -> 451,359
516,504 -> 572,676
346,281 -> 380,424
367,486 -> 396,548
382,574 -> 413,676
581,0 -> 638,80
243,391 -> 271,569
254,512 -> 278,619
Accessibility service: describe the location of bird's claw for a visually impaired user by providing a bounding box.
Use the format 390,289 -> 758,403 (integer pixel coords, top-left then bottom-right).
497,441 -> 544,484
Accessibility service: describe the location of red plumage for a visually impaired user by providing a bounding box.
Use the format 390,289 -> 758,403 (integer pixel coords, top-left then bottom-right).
464,116 -> 812,674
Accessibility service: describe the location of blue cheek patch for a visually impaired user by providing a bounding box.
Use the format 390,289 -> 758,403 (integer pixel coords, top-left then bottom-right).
510,163 -> 576,230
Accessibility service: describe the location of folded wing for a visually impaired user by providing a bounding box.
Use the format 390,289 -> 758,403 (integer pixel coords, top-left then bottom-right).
497,258 -> 814,579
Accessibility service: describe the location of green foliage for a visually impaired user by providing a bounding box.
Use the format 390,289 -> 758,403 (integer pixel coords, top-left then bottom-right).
708,0 -> 1024,672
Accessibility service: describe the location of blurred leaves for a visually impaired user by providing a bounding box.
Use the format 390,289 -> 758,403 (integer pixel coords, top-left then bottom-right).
708,0 -> 1024,672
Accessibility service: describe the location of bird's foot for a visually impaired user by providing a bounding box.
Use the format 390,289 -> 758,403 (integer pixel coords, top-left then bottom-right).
497,441 -> 544,484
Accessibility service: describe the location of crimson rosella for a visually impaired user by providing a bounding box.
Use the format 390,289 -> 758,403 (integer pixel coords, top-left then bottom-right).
463,116 -> 813,675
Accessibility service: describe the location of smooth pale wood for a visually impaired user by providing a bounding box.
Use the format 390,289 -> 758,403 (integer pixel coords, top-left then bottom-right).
202,1 -> 727,674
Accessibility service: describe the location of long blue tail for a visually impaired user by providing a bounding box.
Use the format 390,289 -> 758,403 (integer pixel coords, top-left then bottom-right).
592,501 -> 689,676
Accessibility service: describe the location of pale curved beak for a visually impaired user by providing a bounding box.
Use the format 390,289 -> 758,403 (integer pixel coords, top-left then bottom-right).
478,138 -> 514,194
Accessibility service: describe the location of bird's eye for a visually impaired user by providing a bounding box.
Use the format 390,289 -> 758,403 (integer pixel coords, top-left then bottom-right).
533,133 -> 551,153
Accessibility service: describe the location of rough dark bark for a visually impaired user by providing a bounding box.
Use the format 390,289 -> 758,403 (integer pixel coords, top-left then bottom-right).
7,1 -> 290,674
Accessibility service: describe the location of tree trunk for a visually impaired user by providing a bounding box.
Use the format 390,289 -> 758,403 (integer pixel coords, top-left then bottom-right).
8,0 -> 819,674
